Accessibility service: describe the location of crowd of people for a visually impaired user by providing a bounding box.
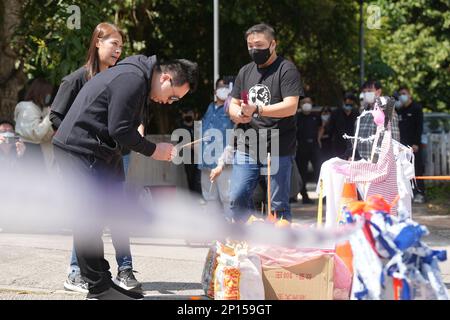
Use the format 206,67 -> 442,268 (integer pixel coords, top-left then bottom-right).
0,22 -> 427,300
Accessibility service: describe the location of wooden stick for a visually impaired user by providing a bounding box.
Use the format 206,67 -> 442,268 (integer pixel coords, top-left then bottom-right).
267,153 -> 272,217
317,179 -> 324,227
180,136 -> 210,149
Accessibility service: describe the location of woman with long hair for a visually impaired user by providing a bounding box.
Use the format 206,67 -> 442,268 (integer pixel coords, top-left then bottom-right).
14,78 -> 54,170
50,23 -> 142,296
50,22 -> 125,129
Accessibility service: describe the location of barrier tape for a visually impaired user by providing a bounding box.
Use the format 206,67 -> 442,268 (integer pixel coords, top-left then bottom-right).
415,176 -> 450,180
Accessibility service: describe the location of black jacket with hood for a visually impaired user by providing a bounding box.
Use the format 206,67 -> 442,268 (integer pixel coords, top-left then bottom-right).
52,55 -> 157,163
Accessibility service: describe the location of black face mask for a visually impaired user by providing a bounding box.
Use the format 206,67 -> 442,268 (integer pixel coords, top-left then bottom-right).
183,116 -> 193,123
249,47 -> 272,65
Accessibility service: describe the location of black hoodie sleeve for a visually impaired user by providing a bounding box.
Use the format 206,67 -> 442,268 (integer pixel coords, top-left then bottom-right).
107,73 -> 156,156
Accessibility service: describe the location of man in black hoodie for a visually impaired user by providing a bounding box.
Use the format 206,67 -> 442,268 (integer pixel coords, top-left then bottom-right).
397,86 -> 425,203
53,55 -> 198,300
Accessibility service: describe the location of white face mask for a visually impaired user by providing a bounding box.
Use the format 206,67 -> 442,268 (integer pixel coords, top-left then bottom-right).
302,103 -> 312,112
321,115 -> 330,122
216,88 -> 231,101
363,92 -> 376,104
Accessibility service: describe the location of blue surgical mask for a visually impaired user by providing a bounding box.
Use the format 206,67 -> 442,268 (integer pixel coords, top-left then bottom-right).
399,94 -> 409,105
343,104 -> 353,112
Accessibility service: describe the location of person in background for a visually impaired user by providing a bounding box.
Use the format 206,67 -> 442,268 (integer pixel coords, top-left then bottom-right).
14,78 -> 54,171
0,120 -> 26,168
318,106 -> 333,165
354,80 -> 400,161
397,85 -> 425,203
328,92 -> 359,159
198,77 -> 235,219
296,97 -> 321,204
179,107 -> 202,196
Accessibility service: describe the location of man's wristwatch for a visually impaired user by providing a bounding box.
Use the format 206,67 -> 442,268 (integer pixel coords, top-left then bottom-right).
252,105 -> 261,118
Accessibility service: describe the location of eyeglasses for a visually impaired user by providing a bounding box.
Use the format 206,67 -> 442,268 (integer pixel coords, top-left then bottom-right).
169,80 -> 180,102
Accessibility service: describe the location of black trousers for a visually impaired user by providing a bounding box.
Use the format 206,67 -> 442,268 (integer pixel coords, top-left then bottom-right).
414,149 -> 426,195
184,163 -> 202,195
296,143 -> 320,199
54,145 -> 126,294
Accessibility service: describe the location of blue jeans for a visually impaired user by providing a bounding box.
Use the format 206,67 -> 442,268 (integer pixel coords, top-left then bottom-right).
122,153 -> 130,176
70,225 -> 133,273
230,151 -> 294,222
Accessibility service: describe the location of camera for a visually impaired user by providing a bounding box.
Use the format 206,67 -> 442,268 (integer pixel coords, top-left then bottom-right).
0,132 -> 20,144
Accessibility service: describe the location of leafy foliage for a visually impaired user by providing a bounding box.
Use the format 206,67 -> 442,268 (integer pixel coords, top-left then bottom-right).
10,0 -> 449,132
365,0 -> 450,111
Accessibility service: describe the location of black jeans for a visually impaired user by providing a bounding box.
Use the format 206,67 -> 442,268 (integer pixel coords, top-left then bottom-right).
414,149 -> 426,195
296,143 -> 320,199
54,145 -> 125,294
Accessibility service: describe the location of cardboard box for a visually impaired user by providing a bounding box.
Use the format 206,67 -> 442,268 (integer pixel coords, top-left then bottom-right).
259,251 -> 335,300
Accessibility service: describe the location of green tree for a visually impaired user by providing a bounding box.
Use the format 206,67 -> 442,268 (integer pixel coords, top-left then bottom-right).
9,0 -> 448,133
365,0 -> 450,111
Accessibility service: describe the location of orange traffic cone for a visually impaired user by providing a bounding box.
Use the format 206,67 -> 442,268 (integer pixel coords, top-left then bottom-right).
336,242 -> 354,274
338,182 -> 358,223
335,182 -> 358,275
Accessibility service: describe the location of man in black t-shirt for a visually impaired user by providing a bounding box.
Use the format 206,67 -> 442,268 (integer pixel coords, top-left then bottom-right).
228,23 -> 303,222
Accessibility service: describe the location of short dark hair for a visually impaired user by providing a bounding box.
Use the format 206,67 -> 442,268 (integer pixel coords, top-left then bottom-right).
157,59 -> 199,93
362,80 -> 382,90
215,77 -> 225,89
0,119 -> 15,129
344,91 -> 357,103
398,85 -> 410,93
215,76 -> 235,89
321,106 -> 332,113
245,23 -> 276,41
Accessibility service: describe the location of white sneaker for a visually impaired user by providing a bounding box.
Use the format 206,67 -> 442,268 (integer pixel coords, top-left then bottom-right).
64,274 -> 89,294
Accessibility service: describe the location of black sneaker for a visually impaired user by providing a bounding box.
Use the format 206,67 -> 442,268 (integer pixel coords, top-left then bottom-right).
86,283 -> 144,300
113,269 -> 142,292
64,273 -> 89,294
413,194 -> 426,204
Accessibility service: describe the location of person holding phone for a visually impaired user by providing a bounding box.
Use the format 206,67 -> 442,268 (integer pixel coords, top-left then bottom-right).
0,120 -> 26,168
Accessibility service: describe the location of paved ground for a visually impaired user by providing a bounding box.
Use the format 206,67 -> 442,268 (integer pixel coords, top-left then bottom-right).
0,189 -> 448,300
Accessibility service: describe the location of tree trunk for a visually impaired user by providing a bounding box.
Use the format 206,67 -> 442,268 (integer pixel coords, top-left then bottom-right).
0,0 -> 26,122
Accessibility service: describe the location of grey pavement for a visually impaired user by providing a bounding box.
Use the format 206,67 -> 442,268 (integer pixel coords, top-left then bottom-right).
0,187 -> 449,300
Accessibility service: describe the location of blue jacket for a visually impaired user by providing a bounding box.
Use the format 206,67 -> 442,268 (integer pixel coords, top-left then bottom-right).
198,102 -> 234,169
